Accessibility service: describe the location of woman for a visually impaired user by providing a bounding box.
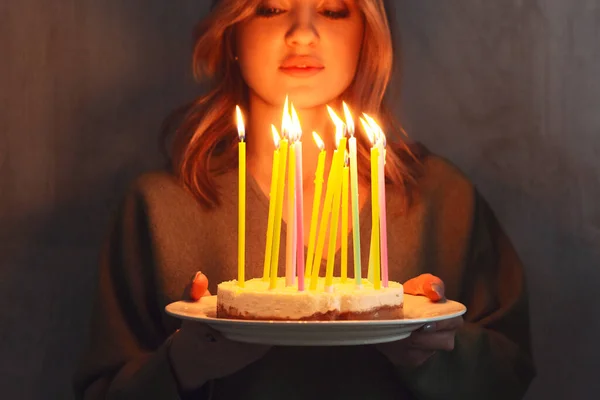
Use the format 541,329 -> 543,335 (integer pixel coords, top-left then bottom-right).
73,0 -> 536,399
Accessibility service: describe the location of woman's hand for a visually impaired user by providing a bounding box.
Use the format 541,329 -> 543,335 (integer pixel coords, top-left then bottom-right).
375,274 -> 464,369
167,272 -> 271,392
168,321 -> 272,392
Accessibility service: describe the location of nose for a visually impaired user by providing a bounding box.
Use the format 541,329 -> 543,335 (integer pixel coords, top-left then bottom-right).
285,9 -> 319,48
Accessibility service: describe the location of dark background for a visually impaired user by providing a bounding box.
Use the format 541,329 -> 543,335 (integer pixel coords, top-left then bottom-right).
1,1 -> 598,399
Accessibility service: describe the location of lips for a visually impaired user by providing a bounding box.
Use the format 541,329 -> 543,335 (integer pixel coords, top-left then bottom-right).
280,55 -> 324,77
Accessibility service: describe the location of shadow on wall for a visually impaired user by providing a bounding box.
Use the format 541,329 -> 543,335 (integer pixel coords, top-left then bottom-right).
0,1 -> 209,399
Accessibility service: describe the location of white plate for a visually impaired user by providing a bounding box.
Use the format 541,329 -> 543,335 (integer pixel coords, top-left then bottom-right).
165,295 -> 466,346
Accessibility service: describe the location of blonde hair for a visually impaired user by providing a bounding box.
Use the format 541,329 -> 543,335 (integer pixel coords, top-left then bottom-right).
164,0 -> 424,209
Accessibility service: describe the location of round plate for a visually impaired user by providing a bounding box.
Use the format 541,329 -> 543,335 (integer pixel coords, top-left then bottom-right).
165,294 -> 466,346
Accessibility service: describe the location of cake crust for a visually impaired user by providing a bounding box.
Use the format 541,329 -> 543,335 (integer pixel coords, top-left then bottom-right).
217,303 -> 403,321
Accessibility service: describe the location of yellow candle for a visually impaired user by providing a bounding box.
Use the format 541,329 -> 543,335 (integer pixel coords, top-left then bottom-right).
270,137 -> 288,289
270,99 -> 291,290
285,135 -> 296,286
263,126 -> 281,281
324,153 -> 343,288
368,229 -> 375,282
310,145 -> 343,290
370,145 -> 381,290
361,116 -> 381,289
236,106 -> 246,288
305,133 -> 326,278
341,156 -> 349,283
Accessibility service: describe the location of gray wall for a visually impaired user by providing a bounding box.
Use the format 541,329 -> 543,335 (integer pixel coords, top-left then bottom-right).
0,1 -> 597,399
396,2 -> 600,399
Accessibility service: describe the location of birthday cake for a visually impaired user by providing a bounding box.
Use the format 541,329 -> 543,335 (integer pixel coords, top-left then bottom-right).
217,278 -> 404,321
212,101 -> 400,321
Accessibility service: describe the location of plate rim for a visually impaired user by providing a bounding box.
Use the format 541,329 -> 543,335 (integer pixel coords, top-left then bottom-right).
164,296 -> 467,327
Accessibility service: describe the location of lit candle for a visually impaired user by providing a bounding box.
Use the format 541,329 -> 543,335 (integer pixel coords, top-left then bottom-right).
343,102 -> 362,287
236,106 -> 246,288
270,98 -> 290,289
364,114 -> 389,288
368,230 -> 375,282
291,108 -> 306,291
305,132 -> 325,280
263,125 -> 281,281
310,124 -> 345,290
341,152 -> 350,283
361,117 -> 381,289
324,106 -> 347,290
285,109 -> 297,287
377,130 -> 389,288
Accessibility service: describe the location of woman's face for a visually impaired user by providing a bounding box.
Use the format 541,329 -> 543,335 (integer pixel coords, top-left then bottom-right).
236,0 -> 364,109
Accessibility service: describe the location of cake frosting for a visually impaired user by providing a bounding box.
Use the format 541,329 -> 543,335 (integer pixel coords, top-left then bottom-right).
217,277 -> 404,321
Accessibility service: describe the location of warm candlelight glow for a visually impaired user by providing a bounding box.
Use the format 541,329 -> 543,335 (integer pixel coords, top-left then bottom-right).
312,131 -> 325,150
327,105 -> 346,148
236,105 -> 245,141
281,99 -> 296,142
327,105 -> 345,126
272,124 -> 281,148
290,104 -> 302,142
282,95 -> 292,140
360,117 -> 376,145
362,113 -> 384,144
342,102 -> 355,137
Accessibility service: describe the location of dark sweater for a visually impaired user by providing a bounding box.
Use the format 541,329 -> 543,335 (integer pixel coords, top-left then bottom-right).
73,153 -> 536,399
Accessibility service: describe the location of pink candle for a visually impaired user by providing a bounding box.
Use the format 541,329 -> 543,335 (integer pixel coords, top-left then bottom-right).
290,105 -> 305,291
292,202 -> 297,285
378,133 -> 389,287
295,140 -> 305,291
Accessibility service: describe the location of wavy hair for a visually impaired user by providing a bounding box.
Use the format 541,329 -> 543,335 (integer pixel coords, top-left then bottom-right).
162,0 -> 425,210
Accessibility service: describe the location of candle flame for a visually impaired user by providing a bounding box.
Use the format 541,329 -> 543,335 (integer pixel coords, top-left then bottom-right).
327,105 -> 345,127
327,106 -> 345,149
290,103 -> 302,142
236,105 -> 245,141
282,95 -> 291,140
271,124 -> 281,149
362,113 -> 386,146
312,131 -> 325,151
359,117 -> 375,145
342,102 -> 355,137
344,150 -> 350,166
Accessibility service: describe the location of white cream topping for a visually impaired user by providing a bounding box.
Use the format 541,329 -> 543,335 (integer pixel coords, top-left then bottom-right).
338,280 -> 404,313
217,277 -> 403,319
